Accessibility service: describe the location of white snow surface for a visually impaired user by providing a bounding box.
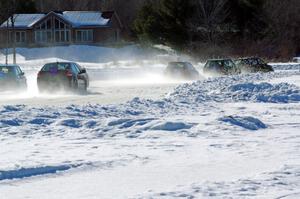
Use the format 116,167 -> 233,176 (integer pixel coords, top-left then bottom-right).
0,46 -> 300,199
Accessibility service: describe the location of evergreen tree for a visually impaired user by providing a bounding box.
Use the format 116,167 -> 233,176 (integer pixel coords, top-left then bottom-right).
133,2 -> 163,45
134,0 -> 192,50
16,0 -> 37,13
228,0 -> 266,39
158,0 -> 191,49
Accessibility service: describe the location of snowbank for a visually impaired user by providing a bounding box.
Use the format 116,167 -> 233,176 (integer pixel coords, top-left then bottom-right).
0,72 -> 299,134
0,165 -> 75,181
141,165 -> 300,198
169,72 -> 300,104
219,116 -> 267,130
228,82 -> 300,103
270,63 -> 300,71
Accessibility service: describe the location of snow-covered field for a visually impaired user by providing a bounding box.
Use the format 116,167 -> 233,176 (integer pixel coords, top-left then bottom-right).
0,46 -> 300,199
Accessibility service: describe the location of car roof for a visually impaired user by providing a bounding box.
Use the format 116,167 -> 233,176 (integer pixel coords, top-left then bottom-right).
169,61 -> 191,64
0,64 -> 20,67
236,57 -> 260,60
206,59 -> 233,62
44,62 -> 76,65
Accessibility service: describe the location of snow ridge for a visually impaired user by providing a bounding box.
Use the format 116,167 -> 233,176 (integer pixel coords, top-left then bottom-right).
0,165 -> 76,181
140,165 -> 300,199
219,116 -> 267,130
1,72 -> 300,136
169,72 -> 300,104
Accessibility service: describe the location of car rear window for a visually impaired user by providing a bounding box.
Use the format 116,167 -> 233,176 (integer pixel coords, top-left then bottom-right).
208,60 -> 235,69
209,61 -> 221,68
169,62 -> 184,68
42,63 -> 71,72
183,63 -> 195,70
243,58 -> 263,66
223,60 -> 235,67
0,66 -> 16,76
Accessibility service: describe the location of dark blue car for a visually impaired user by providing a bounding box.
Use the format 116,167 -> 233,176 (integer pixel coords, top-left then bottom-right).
0,64 -> 27,91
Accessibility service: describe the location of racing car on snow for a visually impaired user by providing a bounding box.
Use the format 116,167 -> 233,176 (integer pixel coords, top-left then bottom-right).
0,64 -> 27,91
203,59 -> 241,76
164,62 -> 200,80
234,57 -> 274,73
37,62 -> 89,93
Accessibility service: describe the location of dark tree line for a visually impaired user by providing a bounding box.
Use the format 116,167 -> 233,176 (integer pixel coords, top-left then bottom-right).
0,0 -> 36,19
134,0 -> 300,59
0,0 -> 299,59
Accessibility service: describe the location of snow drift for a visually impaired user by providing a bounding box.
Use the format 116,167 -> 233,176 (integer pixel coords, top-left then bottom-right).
219,116 -> 267,130
169,73 -> 300,104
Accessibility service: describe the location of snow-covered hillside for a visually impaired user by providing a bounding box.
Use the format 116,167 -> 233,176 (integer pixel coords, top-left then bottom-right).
0,46 -> 300,199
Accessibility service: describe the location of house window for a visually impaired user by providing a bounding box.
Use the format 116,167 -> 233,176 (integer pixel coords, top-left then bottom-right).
35,30 -> 52,43
34,17 -> 70,43
76,30 -> 93,42
35,18 -> 53,43
54,30 -> 70,43
54,18 -> 70,43
9,31 -> 26,43
15,31 -> 26,43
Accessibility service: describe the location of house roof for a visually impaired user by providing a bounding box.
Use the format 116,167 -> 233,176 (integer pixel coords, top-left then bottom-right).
0,14 -> 45,28
0,11 -> 113,29
62,11 -> 110,27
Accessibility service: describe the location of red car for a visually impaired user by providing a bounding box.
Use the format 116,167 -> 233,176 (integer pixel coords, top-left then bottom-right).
37,62 -> 89,92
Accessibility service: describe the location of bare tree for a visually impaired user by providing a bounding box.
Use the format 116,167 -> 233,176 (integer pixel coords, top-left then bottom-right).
101,0 -> 147,34
263,0 -> 300,57
191,0 -> 229,44
0,0 -> 18,64
36,0 -> 102,12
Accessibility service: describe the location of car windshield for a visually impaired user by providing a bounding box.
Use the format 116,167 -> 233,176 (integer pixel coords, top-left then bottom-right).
0,66 -> 16,77
208,61 -> 220,68
244,58 -> 265,65
183,63 -> 195,71
210,60 -> 234,69
42,63 -> 71,72
170,62 -> 184,69
257,58 -> 265,64
223,60 -> 235,69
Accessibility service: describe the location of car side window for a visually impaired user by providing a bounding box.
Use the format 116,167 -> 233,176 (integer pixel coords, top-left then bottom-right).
257,58 -> 265,65
57,63 -> 68,71
14,66 -> 19,75
204,62 -> 209,69
71,63 -> 80,74
16,66 -> 22,75
10,67 -> 18,76
76,64 -> 83,71
42,63 -> 56,71
185,63 -> 194,71
41,64 -> 49,71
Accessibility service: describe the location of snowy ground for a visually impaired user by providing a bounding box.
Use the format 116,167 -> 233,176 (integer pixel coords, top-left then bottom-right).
0,46 -> 300,199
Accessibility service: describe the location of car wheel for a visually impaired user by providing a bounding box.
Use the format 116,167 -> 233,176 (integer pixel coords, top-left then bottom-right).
83,81 -> 88,91
72,79 -> 79,91
22,82 -> 28,91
